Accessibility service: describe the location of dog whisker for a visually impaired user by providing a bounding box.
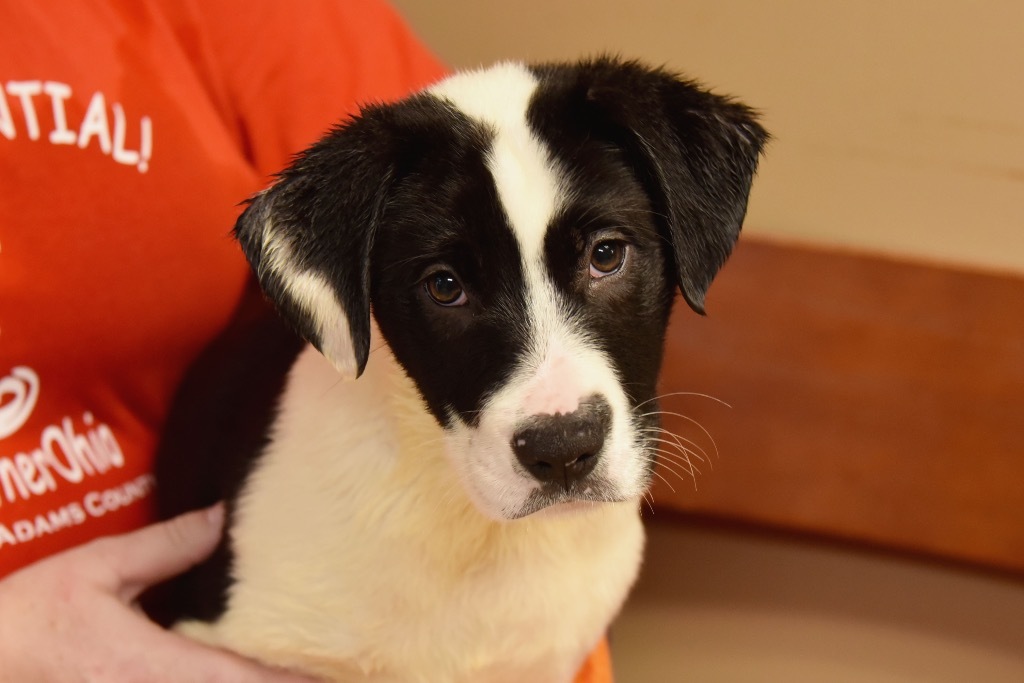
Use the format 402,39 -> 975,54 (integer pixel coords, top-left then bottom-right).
637,427 -> 712,466
638,436 -> 704,473
653,448 -> 702,483
635,409 -> 720,460
645,464 -> 678,495
641,438 -> 693,477
644,452 -> 696,497
649,445 -> 701,480
638,425 -> 708,456
642,435 -> 708,469
633,391 -> 732,411
636,420 -> 714,466
640,489 -> 656,517
649,450 -> 697,486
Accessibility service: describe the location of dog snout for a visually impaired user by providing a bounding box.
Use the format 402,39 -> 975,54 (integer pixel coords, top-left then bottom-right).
511,395 -> 611,490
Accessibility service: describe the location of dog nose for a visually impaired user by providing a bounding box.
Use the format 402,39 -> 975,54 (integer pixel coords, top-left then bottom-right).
511,396 -> 611,490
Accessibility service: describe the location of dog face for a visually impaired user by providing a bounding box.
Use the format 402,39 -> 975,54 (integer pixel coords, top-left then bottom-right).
235,59 -> 766,520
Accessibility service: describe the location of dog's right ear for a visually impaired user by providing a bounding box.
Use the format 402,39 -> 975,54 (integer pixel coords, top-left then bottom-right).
234,112 -> 392,380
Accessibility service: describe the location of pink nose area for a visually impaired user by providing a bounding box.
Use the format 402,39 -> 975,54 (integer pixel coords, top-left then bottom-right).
520,351 -> 583,416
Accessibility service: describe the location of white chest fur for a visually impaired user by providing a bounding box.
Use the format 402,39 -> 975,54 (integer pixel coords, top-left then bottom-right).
178,346 -> 645,683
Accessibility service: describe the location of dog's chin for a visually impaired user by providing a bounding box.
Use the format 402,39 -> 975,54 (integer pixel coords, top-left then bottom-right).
462,477 -> 639,522
504,483 -> 635,520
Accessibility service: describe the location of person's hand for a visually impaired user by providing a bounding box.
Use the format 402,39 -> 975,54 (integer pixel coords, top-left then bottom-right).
0,505 -> 320,682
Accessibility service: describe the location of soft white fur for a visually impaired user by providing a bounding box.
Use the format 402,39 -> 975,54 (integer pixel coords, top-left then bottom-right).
178,344 -> 644,682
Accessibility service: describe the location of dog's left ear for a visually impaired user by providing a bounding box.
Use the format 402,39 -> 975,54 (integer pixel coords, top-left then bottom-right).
234,112 -> 392,379
555,59 -> 768,313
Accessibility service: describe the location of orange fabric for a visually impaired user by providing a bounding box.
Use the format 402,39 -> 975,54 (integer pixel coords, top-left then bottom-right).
575,638 -> 615,683
0,0 -> 444,577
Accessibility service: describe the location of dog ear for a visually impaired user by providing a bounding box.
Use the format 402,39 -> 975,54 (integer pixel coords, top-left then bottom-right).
573,58 -> 768,313
234,113 -> 392,379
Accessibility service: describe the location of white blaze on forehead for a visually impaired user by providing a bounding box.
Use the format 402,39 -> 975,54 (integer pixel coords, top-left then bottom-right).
429,62 -> 563,261
430,63 -> 577,407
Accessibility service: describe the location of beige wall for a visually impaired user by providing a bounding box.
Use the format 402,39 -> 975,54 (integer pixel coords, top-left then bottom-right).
392,0 -> 1024,274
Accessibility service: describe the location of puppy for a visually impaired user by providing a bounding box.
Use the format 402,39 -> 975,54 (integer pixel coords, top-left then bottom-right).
156,57 -> 766,683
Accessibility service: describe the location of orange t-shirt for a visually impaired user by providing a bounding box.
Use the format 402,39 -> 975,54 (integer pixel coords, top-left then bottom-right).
0,3 -> 612,680
0,0 -> 445,577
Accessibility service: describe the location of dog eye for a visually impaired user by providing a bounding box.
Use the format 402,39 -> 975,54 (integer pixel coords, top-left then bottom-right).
424,271 -> 468,306
589,240 -> 627,278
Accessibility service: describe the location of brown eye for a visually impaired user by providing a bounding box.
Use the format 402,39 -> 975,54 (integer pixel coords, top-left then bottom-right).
425,271 -> 467,306
589,240 -> 626,278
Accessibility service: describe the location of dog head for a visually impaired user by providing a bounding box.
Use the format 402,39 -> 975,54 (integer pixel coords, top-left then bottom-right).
234,58 -> 766,520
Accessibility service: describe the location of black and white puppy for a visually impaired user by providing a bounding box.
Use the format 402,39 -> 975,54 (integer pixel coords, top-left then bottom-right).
161,58 -> 766,683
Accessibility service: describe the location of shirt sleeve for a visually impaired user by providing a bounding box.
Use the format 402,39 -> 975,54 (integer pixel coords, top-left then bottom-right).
187,0 -> 448,178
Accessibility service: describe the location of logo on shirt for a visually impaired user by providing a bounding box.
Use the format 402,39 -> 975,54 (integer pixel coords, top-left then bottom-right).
0,366 -> 39,440
0,365 -> 153,558
0,366 -> 127,509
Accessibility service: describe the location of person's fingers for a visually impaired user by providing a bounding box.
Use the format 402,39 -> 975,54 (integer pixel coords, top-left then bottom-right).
88,504 -> 225,599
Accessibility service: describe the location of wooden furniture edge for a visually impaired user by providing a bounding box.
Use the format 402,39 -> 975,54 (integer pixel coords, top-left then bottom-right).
652,238 -> 1024,575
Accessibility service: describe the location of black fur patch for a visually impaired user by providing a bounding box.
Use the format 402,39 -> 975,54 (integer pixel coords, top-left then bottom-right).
367,98 -> 533,427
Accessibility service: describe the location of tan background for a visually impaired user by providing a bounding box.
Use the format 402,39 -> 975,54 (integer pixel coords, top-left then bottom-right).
389,2 -> 1024,681
392,0 -> 1024,274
